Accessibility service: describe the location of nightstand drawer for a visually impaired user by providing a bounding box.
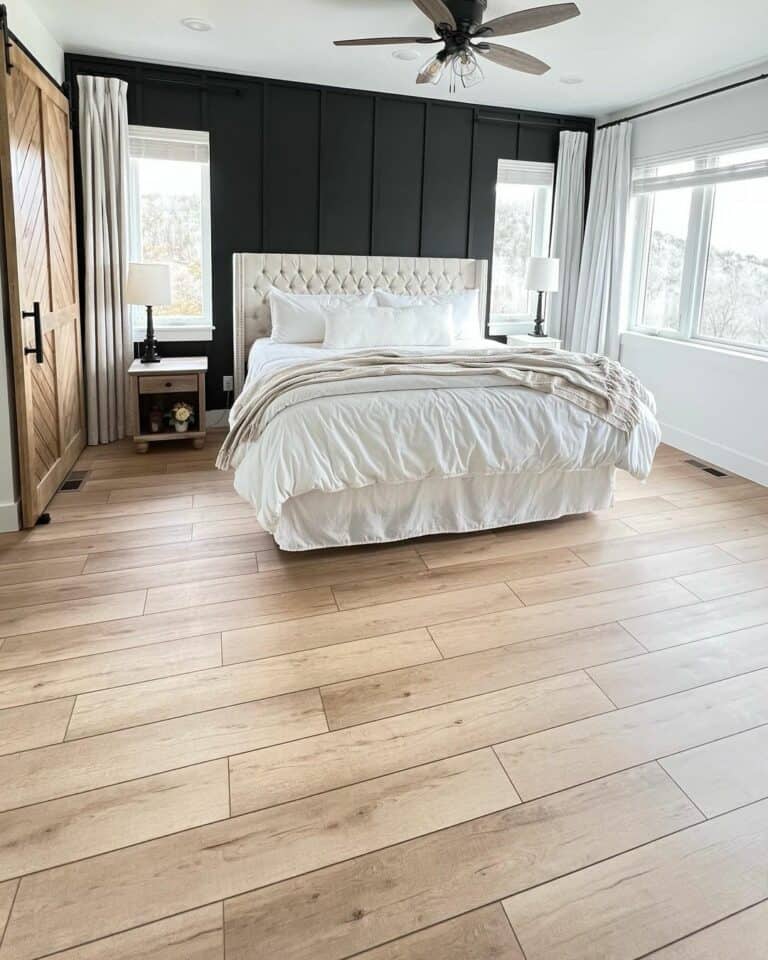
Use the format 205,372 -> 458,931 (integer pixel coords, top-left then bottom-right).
138,374 -> 198,394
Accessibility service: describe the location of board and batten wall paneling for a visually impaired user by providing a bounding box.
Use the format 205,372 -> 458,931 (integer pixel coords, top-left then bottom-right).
517,116 -> 562,162
372,98 -> 426,257
319,91 -> 374,255
208,84 -> 264,392
64,54 -> 593,408
468,113 -> 520,263
140,70 -> 205,129
263,84 -> 321,253
421,104 -> 474,259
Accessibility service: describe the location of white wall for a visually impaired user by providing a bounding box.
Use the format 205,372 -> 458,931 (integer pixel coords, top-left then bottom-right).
4,0 -> 63,81
598,60 -> 768,149
0,266 -> 19,532
612,65 -> 768,485
0,1 -> 64,531
621,333 -> 768,485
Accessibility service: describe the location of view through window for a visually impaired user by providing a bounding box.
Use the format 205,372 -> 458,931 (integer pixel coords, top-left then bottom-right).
128,126 -> 212,339
626,142 -> 768,351
490,159 -> 554,321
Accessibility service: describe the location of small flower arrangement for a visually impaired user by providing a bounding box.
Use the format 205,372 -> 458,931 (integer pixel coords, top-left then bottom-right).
166,401 -> 195,433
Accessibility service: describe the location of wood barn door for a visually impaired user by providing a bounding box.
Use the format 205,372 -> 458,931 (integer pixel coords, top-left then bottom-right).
0,34 -> 85,527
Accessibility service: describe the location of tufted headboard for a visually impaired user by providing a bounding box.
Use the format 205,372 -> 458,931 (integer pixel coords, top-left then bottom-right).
232,253 -> 489,394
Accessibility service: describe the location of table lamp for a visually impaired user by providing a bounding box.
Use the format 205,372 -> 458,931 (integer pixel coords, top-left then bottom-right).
126,262 -> 172,363
524,256 -> 560,338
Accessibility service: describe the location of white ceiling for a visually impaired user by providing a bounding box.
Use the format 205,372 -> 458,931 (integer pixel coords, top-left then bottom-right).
29,0 -> 768,116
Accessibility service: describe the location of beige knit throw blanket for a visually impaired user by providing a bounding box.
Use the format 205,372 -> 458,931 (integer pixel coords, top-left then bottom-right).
216,348 -> 647,470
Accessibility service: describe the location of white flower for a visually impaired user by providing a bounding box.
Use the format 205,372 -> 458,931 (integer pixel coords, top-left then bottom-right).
175,407 -> 191,422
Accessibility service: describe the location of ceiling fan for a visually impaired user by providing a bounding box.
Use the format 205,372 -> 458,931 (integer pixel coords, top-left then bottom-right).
334,1 -> 580,90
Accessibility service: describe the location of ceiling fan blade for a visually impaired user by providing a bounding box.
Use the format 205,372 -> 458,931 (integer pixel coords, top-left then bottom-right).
411,0 -> 457,29
474,43 -> 550,75
477,3 -> 580,37
334,36 -> 439,46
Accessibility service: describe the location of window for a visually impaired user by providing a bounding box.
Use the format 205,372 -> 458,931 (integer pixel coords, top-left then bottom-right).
128,126 -> 213,340
490,159 -> 554,324
625,139 -> 768,352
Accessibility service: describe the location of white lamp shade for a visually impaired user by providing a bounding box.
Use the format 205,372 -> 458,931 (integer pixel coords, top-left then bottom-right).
126,262 -> 172,306
524,257 -> 560,293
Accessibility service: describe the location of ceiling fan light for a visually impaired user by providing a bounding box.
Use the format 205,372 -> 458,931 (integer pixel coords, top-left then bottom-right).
416,53 -> 446,85
452,49 -> 484,88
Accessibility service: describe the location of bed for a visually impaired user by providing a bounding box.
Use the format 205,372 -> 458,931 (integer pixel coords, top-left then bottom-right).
228,253 -> 660,551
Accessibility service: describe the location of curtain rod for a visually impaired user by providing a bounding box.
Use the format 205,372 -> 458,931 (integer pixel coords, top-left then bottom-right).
475,111 -> 591,130
598,71 -> 768,130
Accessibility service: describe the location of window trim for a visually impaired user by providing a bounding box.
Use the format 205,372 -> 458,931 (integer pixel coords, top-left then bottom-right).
127,125 -> 213,341
130,323 -> 215,343
626,144 -> 768,356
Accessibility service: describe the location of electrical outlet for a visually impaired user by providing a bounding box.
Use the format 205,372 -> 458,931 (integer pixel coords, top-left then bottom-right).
222,375 -> 234,392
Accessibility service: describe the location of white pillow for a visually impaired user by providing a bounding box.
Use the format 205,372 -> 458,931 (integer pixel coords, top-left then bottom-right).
323,304 -> 454,349
375,289 -> 480,340
268,289 -> 374,343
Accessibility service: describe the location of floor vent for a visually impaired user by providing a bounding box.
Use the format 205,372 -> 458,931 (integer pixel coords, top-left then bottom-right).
59,470 -> 88,492
684,458 -> 729,478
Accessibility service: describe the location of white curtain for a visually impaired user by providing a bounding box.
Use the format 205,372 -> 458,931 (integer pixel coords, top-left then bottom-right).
570,122 -> 632,357
548,130 -> 588,345
78,75 -> 131,444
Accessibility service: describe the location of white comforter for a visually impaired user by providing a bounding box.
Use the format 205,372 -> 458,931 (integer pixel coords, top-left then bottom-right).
232,339 -> 660,532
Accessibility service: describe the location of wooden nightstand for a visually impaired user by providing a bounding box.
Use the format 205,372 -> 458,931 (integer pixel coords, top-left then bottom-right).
505,334 -> 562,350
128,357 -> 207,453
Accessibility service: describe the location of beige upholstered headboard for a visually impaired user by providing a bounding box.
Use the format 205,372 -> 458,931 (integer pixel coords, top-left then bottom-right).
232,253 -> 489,394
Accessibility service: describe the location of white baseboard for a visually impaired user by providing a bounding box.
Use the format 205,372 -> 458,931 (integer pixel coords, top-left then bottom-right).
206,409 -> 230,428
0,499 -> 20,533
660,422 -> 768,487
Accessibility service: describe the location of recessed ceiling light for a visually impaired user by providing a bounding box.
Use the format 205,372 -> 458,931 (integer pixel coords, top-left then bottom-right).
560,74 -> 583,84
181,17 -> 213,32
392,49 -> 420,61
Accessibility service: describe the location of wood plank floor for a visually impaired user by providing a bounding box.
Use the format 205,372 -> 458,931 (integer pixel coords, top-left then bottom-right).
1,433 -> 767,959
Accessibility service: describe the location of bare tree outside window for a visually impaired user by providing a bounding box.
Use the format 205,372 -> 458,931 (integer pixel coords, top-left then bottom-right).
491,184 -> 535,317
134,159 -> 205,322
139,191 -> 203,318
127,127 -> 212,338
490,164 -> 553,322
642,190 -> 690,331
700,177 -> 768,347
630,148 -> 768,351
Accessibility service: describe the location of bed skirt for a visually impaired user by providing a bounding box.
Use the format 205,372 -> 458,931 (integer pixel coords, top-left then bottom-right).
271,467 -> 615,551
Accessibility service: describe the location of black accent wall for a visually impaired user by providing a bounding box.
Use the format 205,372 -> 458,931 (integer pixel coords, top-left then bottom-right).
65,54 -> 594,409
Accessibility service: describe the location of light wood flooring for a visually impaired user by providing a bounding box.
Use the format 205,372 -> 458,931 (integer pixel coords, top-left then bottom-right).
1,434 -> 768,959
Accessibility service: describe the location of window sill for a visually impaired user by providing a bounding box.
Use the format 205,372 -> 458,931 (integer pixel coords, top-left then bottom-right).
489,318 -> 538,336
622,330 -> 768,364
133,326 -> 214,343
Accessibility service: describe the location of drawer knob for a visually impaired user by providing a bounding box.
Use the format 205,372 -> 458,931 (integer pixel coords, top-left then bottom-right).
164,381 -> 172,388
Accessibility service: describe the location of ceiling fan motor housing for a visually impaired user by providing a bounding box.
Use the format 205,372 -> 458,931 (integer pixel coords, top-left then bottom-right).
438,0 -> 487,58
444,0 -> 488,31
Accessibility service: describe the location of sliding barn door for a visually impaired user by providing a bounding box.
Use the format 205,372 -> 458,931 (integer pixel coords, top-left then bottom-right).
0,36 -> 85,527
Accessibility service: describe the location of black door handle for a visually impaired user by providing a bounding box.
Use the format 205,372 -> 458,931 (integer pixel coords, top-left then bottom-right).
22,302 -> 43,364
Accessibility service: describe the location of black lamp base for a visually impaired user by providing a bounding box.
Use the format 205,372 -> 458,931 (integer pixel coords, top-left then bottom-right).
139,305 -> 161,364
139,339 -> 161,363
529,290 -> 547,338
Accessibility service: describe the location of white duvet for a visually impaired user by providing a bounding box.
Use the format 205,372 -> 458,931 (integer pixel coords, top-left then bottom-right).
231,338 -> 661,534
